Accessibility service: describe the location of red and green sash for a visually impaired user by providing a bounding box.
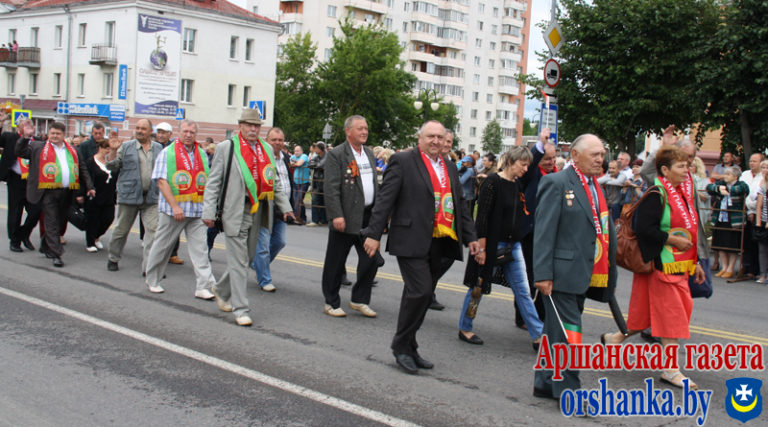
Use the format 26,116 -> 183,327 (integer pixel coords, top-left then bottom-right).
573,166 -> 609,288
166,139 -> 209,203
232,133 -> 275,214
18,158 -> 29,179
656,175 -> 698,275
38,140 -> 80,190
419,148 -> 457,241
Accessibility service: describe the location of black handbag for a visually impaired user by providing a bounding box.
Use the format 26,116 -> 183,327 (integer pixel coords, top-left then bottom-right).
214,141 -> 234,232
67,201 -> 88,231
752,225 -> 768,242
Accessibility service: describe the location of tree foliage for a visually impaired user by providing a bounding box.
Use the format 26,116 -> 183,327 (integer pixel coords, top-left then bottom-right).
523,0 -> 720,154
274,33 -> 326,148
697,0 -> 768,159
317,19 -> 418,148
481,120 -> 503,154
413,90 -> 461,147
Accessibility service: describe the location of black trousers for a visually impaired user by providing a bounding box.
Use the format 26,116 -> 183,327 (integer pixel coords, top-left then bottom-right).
40,189 -> 71,257
742,219 -> 760,276
392,238 -> 454,356
6,173 -> 41,244
517,232 -> 545,326
84,200 -> 115,247
321,209 -> 378,308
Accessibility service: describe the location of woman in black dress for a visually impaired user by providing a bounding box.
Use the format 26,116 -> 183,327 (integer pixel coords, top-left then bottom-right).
84,138 -> 118,252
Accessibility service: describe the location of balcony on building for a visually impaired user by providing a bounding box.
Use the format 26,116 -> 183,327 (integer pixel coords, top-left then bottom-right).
280,0 -> 303,22
0,47 -> 41,68
345,0 -> 388,15
90,44 -> 117,66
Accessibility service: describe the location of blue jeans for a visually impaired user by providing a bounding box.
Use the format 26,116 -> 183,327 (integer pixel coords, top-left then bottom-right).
311,191 -> 327,224
293,182 -> 309,222
249,217 -> 287,287
458,241 -> 543,340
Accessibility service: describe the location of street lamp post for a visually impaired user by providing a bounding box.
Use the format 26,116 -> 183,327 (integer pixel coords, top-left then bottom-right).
414,89 -> 440,121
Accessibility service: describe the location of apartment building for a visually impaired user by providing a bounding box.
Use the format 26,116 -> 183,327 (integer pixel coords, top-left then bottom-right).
0,0 -> 280,141
259,0 -> 532,151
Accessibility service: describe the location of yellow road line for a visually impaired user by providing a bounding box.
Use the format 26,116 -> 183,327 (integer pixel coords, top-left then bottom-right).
3,203 -> 765,346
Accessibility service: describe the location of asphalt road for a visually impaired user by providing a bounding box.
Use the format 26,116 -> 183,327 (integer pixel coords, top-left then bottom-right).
0,185 -> 765,426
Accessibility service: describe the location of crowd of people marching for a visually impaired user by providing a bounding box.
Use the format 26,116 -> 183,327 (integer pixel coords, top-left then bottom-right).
0,109 -> 748,397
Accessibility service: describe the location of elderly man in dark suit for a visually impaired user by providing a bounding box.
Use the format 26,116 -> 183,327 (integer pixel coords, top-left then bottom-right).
532,133 -> 617,399
321,115 -> 380,318
362,120 -> 479,374
16,121 -> 94,267
0,118 -> 40,252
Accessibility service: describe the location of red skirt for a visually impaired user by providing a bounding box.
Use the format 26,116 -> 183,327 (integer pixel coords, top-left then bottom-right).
626,269 -> 693,339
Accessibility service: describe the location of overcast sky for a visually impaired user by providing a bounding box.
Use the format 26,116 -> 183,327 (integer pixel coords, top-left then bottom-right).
231,0 -> 552,122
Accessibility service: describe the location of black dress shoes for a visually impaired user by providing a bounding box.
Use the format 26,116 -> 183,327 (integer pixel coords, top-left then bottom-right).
413,354 -> 434,369
107,261 -> 119,271
22,238 -> 35,251
52,257 -> 64,267
458,331 -> 484,345
394,353 -> 419,374
10,242 -> 22,252
533,387 -> 557,400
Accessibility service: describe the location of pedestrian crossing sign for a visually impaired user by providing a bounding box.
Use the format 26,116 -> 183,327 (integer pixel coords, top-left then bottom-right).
11,109 -> 31,128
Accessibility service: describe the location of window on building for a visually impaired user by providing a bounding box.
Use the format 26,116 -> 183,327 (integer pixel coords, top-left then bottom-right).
328,5 -> 337,17
105,21 -> 115,47
384,18 -> 392,29
486,94 -> 493,103
54,25 -> 63,48
252,6 -> 258,15
475,38 -> 482,48
402,22 -> 408,32
326,27 -> 335,37
489,41 -> 496,50
183,28 -> 196,52
473,74 -> 480,84
230,36 -> 239,59
491,24 -> 498,35
30,27 -> 39,47
245,39 -> 254,61
284,22 -> 302,34
77,73 -> 85,96
493,7 -> 499,17
181,79 -> 193,103
103,72 -> 113,97
364,14 -> 375,23
472,91 -> 479,102
489,59 -> 495,68
470,109 -> 477,119
404,2 -> 409,12
477,21 -> 484,30
6,73 -> 14,95
474,56 -> 480,66
470,127 -> 476,137
479,3 -> 485,13
227,84 -> 236,106
242,86 -> 251,107
78,23 -> 86,47
324,48 -> 331,60
485,111 -> 492,120
53,73 -> 61,96
29,73 -> 38,94
488,76 -> 494,86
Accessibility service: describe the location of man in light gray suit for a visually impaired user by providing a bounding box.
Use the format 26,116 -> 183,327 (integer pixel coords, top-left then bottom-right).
533,134 -> 618,399
202,109 -> 293,326
320,115 -> 380,318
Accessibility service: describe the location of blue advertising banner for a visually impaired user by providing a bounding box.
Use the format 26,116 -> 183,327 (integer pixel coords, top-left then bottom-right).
118,64 -> 128,100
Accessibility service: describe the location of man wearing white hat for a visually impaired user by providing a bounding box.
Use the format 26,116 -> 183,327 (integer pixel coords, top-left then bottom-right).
202,109 -> 294,326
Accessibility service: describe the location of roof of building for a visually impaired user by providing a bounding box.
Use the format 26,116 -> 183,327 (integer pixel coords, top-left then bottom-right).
13,0 -> 278,25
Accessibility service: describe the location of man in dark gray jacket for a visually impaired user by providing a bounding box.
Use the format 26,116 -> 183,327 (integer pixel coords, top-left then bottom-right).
106,119 -> 163,274
320,115 -> 380,318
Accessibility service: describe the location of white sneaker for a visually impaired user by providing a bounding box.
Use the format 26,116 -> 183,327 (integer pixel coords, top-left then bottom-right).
211,287 -> 233,312
86,246 -> 98,253
94,240 -> 104,250
323,304 -> 347,317
349,302 -> 377,318
147,284 -> 165,293
195,289 -> 215,300
261,283 -> 276,292
306,222 -> 318,227
235,315 -> 253,326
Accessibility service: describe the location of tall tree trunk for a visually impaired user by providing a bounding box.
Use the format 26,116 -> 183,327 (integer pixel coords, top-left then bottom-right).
740,109 -> 753,161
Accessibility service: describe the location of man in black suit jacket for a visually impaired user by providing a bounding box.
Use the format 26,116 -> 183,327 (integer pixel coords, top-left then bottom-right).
362,120 -> 479,374
321,115 -> 380,317
16,121 -> 94,267
0,118 -> 40,252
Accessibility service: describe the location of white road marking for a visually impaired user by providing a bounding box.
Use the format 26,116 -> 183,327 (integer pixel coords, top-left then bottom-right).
0,286 -> 418,427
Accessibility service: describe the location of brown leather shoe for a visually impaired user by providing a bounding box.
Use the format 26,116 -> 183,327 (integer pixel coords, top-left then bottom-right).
168,256 -> 185,265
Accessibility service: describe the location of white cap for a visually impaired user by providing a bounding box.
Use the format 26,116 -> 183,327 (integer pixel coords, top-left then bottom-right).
155,122 -> 173,132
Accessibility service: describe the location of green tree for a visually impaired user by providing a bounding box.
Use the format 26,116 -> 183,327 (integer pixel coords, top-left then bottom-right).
520,0 -> 719,154
698,0 -> 768,159
317,19 -> 418,148
523,118 -> 538,136
274,33 -> 326,148
481,120 -> 503,154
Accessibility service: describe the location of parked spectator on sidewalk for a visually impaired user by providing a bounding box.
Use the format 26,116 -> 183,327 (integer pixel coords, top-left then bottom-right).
739,153 -> 765,278
597,160 -> 626,221
307,141 -> 327,226
290,145 -> 310,224
707,166 -> 749,278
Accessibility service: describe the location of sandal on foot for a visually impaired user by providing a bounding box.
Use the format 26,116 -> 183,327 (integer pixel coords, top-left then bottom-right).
660,371 -> 697,390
